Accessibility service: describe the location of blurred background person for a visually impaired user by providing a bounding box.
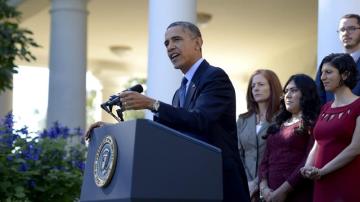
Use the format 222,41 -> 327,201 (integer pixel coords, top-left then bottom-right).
237,69 -> 282,201
301,53 -> 360,202
259,74 -> 320,202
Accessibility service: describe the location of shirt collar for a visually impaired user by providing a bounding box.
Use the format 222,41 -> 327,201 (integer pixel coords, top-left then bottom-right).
184,58 -> 204,83
350,49 -> 360,63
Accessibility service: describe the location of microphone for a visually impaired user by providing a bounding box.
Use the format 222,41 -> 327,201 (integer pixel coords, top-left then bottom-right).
102,84 -> 143,107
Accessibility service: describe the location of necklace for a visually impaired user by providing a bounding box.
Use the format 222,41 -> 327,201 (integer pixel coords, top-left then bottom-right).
284,114 -> 302,126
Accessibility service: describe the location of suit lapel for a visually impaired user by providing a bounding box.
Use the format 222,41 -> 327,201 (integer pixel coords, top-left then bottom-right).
183,60 -> 209,108
184,81 -> 196,108
247,114 -> 257,139
172,89 -> 181,107
243,114 -> 269,140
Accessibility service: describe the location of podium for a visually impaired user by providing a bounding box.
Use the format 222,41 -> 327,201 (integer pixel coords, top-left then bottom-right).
80,119 -> 223,202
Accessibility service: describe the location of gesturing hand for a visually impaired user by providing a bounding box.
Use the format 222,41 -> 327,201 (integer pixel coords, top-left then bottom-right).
119,91 -> 155,111
85,121 -> 106,141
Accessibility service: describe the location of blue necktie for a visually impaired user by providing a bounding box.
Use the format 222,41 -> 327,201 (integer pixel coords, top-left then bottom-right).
179,77 -> 188,107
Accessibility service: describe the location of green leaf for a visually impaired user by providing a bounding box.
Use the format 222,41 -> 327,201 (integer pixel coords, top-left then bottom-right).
15,186 -> 26,198
0,0 -> 39,93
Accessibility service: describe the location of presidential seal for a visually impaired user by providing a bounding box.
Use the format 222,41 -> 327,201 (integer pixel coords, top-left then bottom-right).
93,135 -> 118,187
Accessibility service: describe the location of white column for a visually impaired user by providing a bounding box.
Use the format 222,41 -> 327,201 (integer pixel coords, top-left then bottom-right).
0,89 -> 13,117
317,0 -> 360,66
146,0 -> 197,118
47,0 -> 88,129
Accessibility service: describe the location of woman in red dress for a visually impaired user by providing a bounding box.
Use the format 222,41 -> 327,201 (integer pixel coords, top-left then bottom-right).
259,74 -> 320,202
301,53 -> 360,202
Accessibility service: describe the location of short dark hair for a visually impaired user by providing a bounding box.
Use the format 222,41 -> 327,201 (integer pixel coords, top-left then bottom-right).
167,21 -> 202,38
341,14 -> 360,26
319,53 -> 358,89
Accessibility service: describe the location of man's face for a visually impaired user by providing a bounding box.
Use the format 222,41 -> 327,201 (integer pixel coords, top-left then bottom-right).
164,26 -> 201,73
338,18 -> 360,52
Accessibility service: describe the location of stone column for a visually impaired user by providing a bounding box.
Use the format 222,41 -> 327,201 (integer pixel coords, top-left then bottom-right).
0,89 -> 13,118
47,0 -> 88,129
146,0 -> 197,118
317,0 -> 360,65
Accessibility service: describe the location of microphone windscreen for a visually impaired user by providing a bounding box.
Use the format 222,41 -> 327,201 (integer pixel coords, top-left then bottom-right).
102,84 -> 144,107
126,84 -> 143,93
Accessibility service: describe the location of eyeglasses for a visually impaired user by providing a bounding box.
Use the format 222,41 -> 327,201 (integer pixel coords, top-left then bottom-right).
337,26 -> 360,34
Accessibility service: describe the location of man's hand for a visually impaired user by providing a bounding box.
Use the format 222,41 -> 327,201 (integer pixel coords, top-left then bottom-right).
119,91 -> 156,111
85,121 -> 106,141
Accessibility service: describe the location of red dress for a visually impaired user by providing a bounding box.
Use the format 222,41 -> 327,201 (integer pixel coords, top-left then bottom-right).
313,98 -> 360,202
259,122 -> 313,202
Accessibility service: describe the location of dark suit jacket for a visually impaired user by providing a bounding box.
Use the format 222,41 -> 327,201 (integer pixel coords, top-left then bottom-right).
316,58 -> 360,105
154,60 -> 250,202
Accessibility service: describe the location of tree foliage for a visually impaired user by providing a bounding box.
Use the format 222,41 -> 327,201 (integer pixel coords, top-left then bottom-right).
0,0 -> 39,93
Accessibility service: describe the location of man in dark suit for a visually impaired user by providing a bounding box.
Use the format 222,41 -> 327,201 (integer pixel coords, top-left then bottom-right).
117,21 -> 250,202
316,14 -> 360,105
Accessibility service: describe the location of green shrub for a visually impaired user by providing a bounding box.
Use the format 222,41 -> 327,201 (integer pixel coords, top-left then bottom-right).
0,113 -> 87,202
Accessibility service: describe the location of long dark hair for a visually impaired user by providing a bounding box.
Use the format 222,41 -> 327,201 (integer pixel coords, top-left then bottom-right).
241,69 -> 282,122
266,74 -> 320,137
